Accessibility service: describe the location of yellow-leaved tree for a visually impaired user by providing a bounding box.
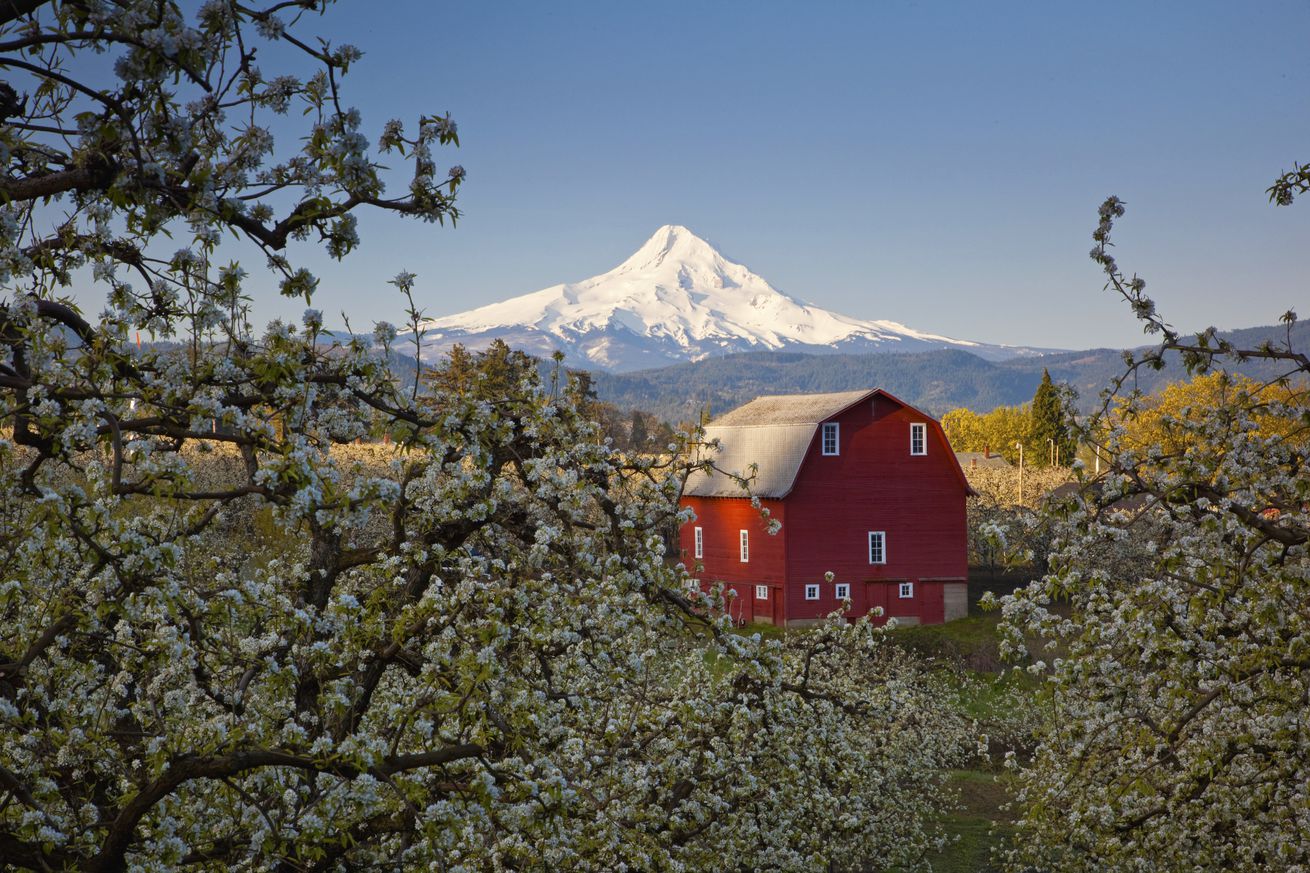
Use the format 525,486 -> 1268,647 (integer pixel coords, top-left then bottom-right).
941,405 -> 1033,464
1114,371 -> 1310,459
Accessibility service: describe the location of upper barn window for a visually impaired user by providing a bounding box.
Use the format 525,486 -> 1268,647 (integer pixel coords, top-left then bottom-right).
910,422 -> 926,456
868,531 -> 887,565
821,422 -> 839,456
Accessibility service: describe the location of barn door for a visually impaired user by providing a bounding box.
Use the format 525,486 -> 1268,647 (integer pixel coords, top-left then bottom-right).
865,581 -> 889,624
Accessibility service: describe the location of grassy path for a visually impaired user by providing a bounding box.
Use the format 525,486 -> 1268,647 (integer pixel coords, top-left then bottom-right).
888,613 -> 1034,873
735,610 -> 1037,872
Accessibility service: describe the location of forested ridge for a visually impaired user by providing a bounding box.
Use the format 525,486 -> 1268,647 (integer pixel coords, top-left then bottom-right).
585,319 -> 1310,422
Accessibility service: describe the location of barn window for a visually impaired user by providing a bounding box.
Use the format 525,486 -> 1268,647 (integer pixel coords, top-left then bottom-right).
835,583 -> 850,600
684,577 -> 700,591
821,422 -> 839,456
739,530 -> 749,562
694,526 -> 703,559
899,581 -> 914,599
868,531 -> 887,565
756,585 -> 768,601
804,584 -> 820,600
910,422 -> 926,455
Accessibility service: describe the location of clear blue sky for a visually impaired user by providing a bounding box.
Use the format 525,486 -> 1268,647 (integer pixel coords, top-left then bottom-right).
259,0 -> 1310,350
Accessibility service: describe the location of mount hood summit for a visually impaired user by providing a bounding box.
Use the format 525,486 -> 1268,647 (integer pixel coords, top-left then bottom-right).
417,225 -> 1048,372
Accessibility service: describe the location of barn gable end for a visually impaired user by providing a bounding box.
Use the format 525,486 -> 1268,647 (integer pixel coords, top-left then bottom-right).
680,387 -> 970,627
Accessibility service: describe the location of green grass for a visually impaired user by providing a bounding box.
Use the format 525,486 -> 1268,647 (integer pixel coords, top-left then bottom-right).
883,615 -> 1035,872
950,669 -> 1039,724
926,770 -> 1015,873
732,620 -> 787,641
888,612 -> 1008,673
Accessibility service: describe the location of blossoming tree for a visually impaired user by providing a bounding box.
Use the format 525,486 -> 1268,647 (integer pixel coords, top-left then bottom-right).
0,3 -> 971,869
998,197 -> 1310,871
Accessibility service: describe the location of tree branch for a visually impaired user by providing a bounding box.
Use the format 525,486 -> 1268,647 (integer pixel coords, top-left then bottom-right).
0,0 -> 52,28
0,164 -> 117,202
89,744 -> 485,871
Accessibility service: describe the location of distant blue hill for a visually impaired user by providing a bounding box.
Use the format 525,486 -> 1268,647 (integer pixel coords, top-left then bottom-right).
585,320 -> 1310,423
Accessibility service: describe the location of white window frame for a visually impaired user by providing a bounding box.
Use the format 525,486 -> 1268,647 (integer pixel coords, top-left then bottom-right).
693,526 -> 703,559
684,577 -> 700,591
804,584 -> 820,600
755,585 -> 768,601
910,422 -> 927,456
739,530 -> 749,563
835,582 -> 850,600
821,422 -> 840,456
899,581 -> 914,599
868,531 -> 887,565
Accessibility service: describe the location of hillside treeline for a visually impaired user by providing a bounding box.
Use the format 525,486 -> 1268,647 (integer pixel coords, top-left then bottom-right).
587,319 -> 1310,421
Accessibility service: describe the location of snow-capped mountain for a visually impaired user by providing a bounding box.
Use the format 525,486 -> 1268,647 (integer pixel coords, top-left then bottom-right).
417,225 -> 1053,372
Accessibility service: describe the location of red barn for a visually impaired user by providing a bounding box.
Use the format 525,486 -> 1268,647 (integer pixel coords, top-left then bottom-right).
680,388 -> 972,627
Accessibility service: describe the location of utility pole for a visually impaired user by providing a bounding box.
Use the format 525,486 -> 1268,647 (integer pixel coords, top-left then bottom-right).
1016,441 -> 1024,505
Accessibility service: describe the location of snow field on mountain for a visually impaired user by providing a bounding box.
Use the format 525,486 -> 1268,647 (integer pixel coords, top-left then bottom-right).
417,225 -> 1046,371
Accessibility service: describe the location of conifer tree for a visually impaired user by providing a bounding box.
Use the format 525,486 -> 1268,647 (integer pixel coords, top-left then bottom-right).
1029,368 -> 1075,466
629,409 -> 649,450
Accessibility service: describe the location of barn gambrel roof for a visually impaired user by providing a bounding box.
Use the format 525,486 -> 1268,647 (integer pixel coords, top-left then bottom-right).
706,389 -> 873,428
684,389 -> 873,498
683,388 -> 973,499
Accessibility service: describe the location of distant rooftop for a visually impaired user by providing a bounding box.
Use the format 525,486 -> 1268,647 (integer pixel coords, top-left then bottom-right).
955,451 -> 1011,470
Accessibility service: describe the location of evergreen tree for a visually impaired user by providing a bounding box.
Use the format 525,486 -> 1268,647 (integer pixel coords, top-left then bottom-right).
629,409 -> 649,451
425,340 -> 535,405
1029,369 -> 1075,466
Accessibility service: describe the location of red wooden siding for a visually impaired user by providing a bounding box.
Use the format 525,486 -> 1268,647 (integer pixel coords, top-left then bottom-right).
680,390 -> 967,626
782,397 -> 966,625
679,496 -> 788,624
